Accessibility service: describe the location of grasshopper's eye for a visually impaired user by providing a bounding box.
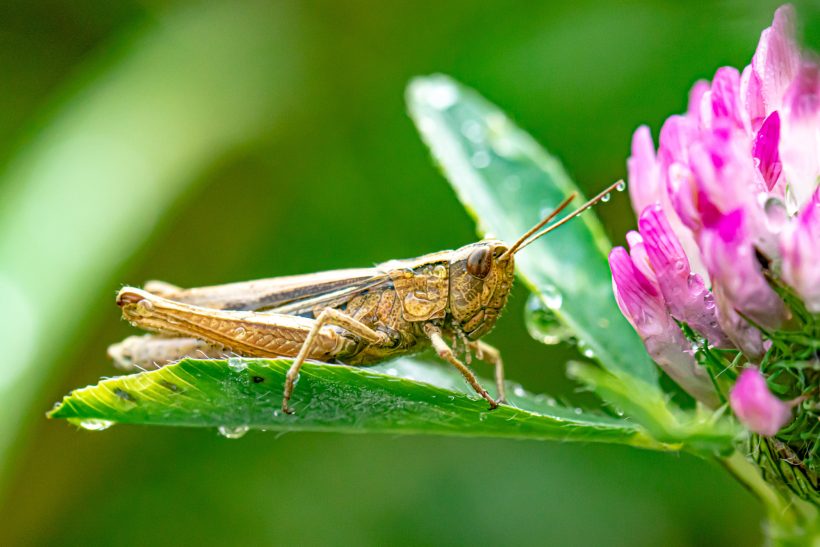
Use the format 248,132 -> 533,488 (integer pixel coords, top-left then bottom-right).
467,247 -> 492,279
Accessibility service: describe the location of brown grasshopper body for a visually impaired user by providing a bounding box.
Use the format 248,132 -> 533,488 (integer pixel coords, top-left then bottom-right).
112,181 -> 620,413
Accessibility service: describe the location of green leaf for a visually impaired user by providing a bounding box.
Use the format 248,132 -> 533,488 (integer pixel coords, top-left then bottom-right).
0,3 -> 304,490
406,75 -> 657,387
49,358 -> 667,450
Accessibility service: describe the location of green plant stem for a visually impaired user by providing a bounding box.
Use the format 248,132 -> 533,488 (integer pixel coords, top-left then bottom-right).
721,451 -> 819,545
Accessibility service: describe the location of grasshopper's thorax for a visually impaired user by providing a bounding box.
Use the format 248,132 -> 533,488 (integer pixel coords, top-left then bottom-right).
447,239 -> 515,340
380,239 -> 514,345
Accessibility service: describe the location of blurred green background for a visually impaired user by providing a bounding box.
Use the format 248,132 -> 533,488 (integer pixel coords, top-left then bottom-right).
1,1 -> 818,545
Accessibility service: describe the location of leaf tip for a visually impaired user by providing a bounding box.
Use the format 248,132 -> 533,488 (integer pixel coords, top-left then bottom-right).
406,73 -> 461,112
46,396 -> 71,420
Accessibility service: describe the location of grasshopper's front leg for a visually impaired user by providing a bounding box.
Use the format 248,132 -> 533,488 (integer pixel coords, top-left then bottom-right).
469,340 -> 507,404
424,324 -> 499,410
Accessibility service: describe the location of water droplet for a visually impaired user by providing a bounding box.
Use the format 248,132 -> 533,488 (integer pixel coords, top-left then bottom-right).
228,357 -> 247,372
137,299 -> 154,313
218,425 -> 249,439
460,120 -> 485,143
78,419 -> 114,431
574,407 -> 583,415
478,412 -> 488,422
233,327 -> 247,339
577,339 -> 596,359
485,112 -> 518,157
423,80 -> 458,109
471,150 -> 490,169
524,293 -> 573,346
546,397 -> 556,407
784,187 -> 799,216
763,197 -> 789,232
542,286 -> 563,310
601,193 -> 611,203
513,385 -> 526,397
615,180 -> 627,192
503,175 -> 521,192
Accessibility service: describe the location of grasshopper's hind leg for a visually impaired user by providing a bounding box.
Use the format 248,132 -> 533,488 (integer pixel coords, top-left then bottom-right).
117,288 -> 392,414
282,308 -> 392,414
424,324 -> 499,410
108,335 -> 230,371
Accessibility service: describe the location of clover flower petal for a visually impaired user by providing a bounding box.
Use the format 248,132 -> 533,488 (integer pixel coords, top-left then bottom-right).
609,247 -> 717,405
780,188 -> 820,311
698,209 -> 787,330
751,4 -> 800,116
780,62 -> 820,209
638,205 -> 731,347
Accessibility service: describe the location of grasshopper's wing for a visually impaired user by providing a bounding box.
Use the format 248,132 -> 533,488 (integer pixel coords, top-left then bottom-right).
144,268 -> 389,313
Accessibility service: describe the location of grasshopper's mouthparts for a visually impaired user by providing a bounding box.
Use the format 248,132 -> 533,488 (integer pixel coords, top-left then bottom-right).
116,288 -> 159,321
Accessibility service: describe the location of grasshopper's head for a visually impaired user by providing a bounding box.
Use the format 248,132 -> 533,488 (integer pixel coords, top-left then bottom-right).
448,240 -> 515,340
447,180 -> 623,340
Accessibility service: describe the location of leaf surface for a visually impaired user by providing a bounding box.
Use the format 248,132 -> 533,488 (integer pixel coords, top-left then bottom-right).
50,358 -> 665,449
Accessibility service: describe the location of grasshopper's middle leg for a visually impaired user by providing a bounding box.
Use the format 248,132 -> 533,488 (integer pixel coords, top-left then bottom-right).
424,324 -> 499,410
282,308 -> 391,414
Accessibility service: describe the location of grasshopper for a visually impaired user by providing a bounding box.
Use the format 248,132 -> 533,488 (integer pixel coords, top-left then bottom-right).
111,181 -> 620,414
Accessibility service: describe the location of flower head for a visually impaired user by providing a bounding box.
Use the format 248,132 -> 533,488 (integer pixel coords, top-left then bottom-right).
610,5 -> 818,413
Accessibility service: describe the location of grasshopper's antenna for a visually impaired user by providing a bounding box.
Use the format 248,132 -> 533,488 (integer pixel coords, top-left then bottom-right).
500,193 -> 576,259
501,179 -> 624,259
